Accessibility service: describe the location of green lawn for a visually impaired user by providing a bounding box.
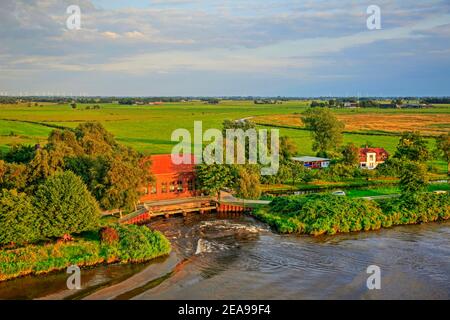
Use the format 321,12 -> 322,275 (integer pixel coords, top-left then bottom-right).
345,183 -> 449,198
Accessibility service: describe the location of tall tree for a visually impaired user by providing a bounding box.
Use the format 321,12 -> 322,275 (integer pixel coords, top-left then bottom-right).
235,165 -> 261,199
436,133 -> 450,175
302,108 -> 344,156
341,143 -> 360,167
399,161 -> 428,199
394,131 -> 430,162
0,160 -> 28,190
6,122 -> 154,211
279,136 -> 298,162
195,164 -> 234,199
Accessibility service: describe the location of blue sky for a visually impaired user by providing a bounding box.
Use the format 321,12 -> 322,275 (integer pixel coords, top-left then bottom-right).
0,0 -> 449,96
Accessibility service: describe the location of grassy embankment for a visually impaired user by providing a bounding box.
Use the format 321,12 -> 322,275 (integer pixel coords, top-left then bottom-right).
0,223 -> 171,282
252,192 -> 450,236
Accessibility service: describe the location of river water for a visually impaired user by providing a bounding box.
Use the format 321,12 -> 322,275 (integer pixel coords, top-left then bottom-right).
0,213 -> 449,300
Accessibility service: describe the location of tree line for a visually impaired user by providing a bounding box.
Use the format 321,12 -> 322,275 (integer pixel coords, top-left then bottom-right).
0,123 -> 152,246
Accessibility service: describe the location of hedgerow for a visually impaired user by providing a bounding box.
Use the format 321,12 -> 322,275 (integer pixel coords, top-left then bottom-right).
253,193 -> 450,235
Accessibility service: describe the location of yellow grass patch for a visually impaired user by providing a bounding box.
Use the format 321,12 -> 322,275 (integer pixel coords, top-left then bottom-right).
255,113 -> 450,135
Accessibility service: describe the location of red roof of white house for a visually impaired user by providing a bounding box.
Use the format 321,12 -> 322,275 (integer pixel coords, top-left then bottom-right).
146,154 -> 196,175
359,148 -> 389,162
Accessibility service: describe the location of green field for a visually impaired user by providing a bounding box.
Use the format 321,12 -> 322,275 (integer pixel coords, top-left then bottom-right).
0,101 -> 448,167
345,183 -> 450,198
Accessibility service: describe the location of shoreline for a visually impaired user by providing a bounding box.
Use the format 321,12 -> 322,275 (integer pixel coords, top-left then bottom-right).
0,224 -> 172,283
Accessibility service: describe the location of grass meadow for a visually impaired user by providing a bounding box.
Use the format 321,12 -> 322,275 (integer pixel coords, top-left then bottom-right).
0,101 -> 448,174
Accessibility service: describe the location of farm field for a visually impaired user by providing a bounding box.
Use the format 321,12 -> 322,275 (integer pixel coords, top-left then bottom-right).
0,101 -> 449,165
254,110 -> 450,136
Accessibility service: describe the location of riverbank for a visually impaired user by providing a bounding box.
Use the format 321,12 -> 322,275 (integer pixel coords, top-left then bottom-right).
252,193 -> 450,235
0,224 -> 171,282
0,213 -> 449,299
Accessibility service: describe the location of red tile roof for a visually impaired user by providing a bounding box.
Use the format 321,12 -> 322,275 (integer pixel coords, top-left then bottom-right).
148,154 -> 196,175
359,148 -> 389,162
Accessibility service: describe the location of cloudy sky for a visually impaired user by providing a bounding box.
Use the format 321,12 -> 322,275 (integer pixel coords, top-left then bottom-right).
0,0 -> 449,96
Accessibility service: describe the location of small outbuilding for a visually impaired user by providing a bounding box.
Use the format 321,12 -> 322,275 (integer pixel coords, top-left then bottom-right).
291,156 -> 331,169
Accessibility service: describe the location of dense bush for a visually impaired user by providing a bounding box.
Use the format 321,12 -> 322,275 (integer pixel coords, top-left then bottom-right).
114,224 -> 171,262
34,171 -> 100,238
0,224 -> 171,282
253,192 -> 450,235
378,193 -> 450,226
0,189 -> 40,245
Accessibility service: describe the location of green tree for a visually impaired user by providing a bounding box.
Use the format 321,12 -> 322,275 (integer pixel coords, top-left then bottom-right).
34,171 -> 100,238
376,158 -> 403,177
26,148 -> 65,187
74,122 -> 117,156
341,142 -> 360,166
4,144 -> 35,164
235,165 -> 261,199
302,108 -> 344,156
0,189 -> 39,245
399,162 -> 428,200
289,160 -> 314,185
222,119 -> 256,135
394,131 -> 430,162
279,136 -> 298,162
435,133 -> 450,175
12,122 -> 153,211
0,161 -> 28,190
196,164 -> 234,199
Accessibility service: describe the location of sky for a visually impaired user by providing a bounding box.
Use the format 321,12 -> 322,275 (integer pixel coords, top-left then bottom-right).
0,0 -> 449,97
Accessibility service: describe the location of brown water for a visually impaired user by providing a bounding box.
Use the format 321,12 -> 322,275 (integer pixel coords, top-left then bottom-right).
0,213 -> 449,300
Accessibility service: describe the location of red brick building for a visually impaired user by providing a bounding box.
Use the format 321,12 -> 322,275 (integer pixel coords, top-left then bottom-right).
359,147 -> 389,169
140,154 -> 197,202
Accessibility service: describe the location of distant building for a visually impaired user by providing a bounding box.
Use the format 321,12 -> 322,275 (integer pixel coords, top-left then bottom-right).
140,154 -> 197,202
401,103 -> 433,109
292,156 -> 330,169
343,102 -> 358,108
359,147 -> 389,169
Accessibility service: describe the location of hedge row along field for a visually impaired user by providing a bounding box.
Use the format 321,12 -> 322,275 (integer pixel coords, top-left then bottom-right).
0,224 -> 171,282
252,193 -> 450,236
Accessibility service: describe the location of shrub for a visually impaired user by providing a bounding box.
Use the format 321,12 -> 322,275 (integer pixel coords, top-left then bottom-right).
34,171 -> 100,238
113,224 -> 171,262
100,226 -> 120,245
0,189 -> 40,246
0,223 -> 171,282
